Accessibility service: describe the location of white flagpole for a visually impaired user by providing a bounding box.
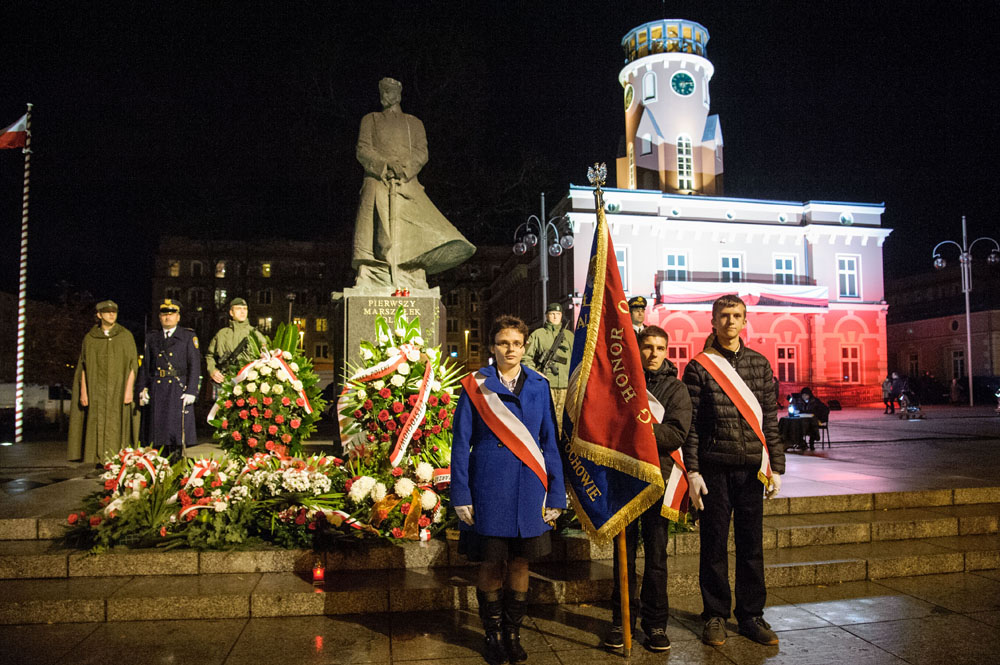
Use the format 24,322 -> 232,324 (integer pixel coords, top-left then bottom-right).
14,103 -> 33,445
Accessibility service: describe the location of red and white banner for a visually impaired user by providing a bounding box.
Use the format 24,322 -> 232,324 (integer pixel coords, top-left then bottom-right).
658,282 -> 828,309
460,370 -> 548,491
0,114 -> 27,150
691,348 -> 774,488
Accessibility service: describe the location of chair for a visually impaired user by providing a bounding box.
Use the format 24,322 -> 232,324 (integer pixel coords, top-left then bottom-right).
817,420 -> 831,448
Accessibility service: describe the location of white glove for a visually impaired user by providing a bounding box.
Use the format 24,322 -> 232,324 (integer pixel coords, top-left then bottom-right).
139,388 -> 150,406
181,393 -> 196,406
455,505 -> 474,526
765,473 -> 782,499
543,507 -> 562,523
687,472 -> 709,511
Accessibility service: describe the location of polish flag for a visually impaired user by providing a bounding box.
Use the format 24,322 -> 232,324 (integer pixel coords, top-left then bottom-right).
0,114 -> 27,150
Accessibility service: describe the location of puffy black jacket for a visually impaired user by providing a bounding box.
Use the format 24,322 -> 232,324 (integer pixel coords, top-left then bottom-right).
645,359 -> 692,480
681,340 -> 784,474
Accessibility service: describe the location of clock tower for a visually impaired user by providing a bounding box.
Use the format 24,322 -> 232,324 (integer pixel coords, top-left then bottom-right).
615,19 -> 724,195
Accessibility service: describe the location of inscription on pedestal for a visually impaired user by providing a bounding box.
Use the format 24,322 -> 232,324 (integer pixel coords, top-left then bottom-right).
341,292 -> 444,371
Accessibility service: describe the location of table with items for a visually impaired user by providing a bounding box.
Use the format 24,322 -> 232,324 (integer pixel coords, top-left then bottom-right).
779,414 -> 818,450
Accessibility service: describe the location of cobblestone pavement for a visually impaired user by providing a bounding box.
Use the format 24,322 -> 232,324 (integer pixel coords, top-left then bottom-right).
2,571 -> 998,664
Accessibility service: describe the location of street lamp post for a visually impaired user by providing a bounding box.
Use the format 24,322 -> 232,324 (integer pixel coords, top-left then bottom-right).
931,215 -> 1000,406
286,292 -> 296,324
464,329 -> 470,366
513,193 -> 575,320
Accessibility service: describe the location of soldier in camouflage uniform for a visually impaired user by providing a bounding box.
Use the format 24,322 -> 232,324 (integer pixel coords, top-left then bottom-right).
205,297 -> 268,385
523,302 -> 573,433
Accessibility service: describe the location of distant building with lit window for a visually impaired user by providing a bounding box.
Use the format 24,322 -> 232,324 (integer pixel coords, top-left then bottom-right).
551,19 -> 893,404
151,237 -> 351,384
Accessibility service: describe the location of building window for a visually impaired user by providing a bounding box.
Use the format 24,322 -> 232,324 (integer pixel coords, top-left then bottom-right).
189,288 -> 207,306
446,318 -> 459,333
837,255 -> 860,298
470,344 -> 479,355
165,287 -> 182,301
774,255 -> 795,285
214,288 -> 227,308
314,343 -> 330,359
215,261 -> 226,278
664,252 -> 688,281
445,292 -> 459,307
640,134 -> 652,155
190,261 -> 204,277
952,349 -> 965,379
315,318 -> 328,332
667,344 -> 690,376
615,247 -> 630,291
258,316 -> 273,333
720,254 -> 743,282
261,262 -> 272,278
841,346 -> 861,383
168,260 -> 180,277
258,288 -> 272,305
642,71 -> 656,102
292,317 -> 307,331
777,346 -> 797,383
677,134 -> 693,190
447,344 -> 459,358
908,352 -> 919,377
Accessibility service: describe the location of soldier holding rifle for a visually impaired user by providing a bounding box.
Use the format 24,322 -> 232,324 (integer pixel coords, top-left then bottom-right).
523,302 -> 574,432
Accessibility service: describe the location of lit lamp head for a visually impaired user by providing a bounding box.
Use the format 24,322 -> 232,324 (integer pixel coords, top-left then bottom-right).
988,250 -> 1000,266
513,241 -> 527,256
933,255 -> 946,270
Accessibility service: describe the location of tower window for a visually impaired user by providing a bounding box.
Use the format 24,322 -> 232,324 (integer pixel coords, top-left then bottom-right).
677,134 -> 694,190
642,71 -> 657,102
640,134 -> 652,155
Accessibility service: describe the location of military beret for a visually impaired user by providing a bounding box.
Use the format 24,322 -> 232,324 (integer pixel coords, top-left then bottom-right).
95,300 -> 118,313
158,298 -> 181,312
546,302 -> 563,313
628,296 -> 647,309
229,297 -> 248,308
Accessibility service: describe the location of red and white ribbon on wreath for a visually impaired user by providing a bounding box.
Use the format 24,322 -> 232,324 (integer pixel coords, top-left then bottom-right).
114,449 -> 159,489
178,502 -> 222,520
207,348 -> 313,423
330,509 -> 364,530
240,452 -> 274,475
338,343 -> 435,466
432,467 -> 450,490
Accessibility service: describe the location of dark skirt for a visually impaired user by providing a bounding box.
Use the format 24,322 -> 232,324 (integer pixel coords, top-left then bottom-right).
458,529 -> 552,563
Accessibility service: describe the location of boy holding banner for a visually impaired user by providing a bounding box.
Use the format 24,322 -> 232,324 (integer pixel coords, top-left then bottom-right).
451,315 -> 567,665
682,295 -> 784,647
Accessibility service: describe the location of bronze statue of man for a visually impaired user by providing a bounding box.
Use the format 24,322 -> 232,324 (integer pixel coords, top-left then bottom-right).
352,77 -> 475,290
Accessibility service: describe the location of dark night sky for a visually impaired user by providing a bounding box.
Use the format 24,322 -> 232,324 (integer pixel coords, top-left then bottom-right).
2,1 -> 999,317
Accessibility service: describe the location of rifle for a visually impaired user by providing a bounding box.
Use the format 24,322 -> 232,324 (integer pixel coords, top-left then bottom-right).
216,333 -> 252,375
538,319 -> 570,375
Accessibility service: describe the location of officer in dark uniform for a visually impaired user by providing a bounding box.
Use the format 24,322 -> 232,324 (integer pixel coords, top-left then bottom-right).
137,299 -> 201,458
628,296 -> 648,339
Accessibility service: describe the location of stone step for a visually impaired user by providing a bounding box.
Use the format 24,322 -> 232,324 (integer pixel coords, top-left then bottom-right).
4,486 -> 998,544
3,503 -> 999,580
1,534 -> 995,624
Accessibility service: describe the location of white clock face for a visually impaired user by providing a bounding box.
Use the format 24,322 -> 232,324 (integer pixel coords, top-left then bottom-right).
671,71 -> 695,96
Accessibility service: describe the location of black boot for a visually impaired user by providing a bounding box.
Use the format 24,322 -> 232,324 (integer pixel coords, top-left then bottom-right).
502,590 -> 528,663
477,589 -> 508,665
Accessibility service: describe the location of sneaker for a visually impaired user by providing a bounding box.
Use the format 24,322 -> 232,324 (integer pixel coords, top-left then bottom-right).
644,625 -> 671,651
738,616 -> 779,646
603,625 -> 624,649
702,616 -> 727,646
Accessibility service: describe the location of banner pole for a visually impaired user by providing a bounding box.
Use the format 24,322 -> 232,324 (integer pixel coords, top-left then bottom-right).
14,103 -> 33,445
616,529 -> 631,658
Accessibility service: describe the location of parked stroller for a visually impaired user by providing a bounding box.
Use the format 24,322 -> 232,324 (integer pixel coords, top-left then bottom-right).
898,389 -> 925,420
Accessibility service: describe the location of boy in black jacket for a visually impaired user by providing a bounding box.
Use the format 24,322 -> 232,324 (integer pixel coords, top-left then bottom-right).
604,325 -> 692,652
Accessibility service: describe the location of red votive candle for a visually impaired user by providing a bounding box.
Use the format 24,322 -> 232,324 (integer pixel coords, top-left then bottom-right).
312,561 -> 325,585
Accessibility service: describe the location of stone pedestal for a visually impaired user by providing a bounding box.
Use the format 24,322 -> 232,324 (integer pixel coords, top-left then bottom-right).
333,287 -> 444,379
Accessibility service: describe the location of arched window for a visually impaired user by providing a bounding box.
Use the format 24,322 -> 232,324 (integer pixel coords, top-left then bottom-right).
190,261 -> 204,277
676,134 -> 693,190
642,71 -> 657,102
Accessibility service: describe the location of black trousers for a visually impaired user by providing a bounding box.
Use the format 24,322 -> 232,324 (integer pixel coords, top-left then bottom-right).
610,501 -> 670,628
698,465 -> 766,623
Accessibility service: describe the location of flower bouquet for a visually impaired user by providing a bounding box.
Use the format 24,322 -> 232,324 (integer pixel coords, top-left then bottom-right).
208,322 -> 327,458
336,307 -> 464,539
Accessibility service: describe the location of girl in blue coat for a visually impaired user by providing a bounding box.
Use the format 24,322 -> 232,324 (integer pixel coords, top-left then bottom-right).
451,315 -> 567,665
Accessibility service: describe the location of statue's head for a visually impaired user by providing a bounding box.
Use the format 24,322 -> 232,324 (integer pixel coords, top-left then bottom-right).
379,77 -> 403,109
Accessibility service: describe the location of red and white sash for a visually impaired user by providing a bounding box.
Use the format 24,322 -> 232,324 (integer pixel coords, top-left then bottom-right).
460,370 -> 548,491
692,348 -> 774,489
646,390 -> 690,519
